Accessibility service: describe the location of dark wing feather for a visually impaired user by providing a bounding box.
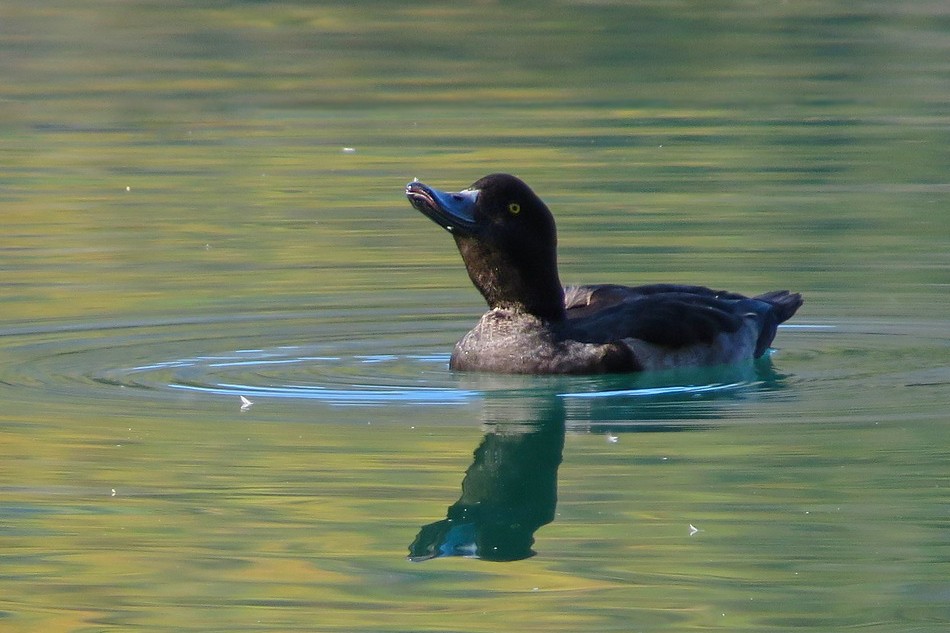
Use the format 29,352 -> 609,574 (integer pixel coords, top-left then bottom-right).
563,284 -> 803,353
564,284 -> 750,348
621,295 -> 746,346
565,283 -> 750,311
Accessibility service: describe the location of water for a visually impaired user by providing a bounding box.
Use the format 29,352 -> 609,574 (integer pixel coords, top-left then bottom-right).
2,2 -> 948,631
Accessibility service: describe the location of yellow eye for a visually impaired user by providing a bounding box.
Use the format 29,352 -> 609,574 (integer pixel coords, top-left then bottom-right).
508,202 -> 521,215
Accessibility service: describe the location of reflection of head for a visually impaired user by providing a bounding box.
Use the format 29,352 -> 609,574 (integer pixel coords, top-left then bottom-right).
409,403 -> 565,562
408,507 -> 537,562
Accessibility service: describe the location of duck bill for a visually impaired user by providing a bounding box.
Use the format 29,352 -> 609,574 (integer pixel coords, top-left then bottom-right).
406,181 -> 479,235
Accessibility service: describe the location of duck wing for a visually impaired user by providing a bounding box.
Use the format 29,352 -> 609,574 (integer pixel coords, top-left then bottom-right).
564,284 -> 802,355
564,283 -> 751,314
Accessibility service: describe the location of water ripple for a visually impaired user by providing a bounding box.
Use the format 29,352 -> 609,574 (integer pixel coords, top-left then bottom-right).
1,312 -> 946,422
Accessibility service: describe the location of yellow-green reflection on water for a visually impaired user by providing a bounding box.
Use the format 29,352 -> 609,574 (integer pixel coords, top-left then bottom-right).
1,1 -> 948,632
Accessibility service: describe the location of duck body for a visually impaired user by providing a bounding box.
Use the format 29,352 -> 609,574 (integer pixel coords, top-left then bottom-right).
406,174 -> 803,375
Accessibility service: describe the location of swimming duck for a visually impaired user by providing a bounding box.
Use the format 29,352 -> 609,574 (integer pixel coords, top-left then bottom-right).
405,173 -> 803,374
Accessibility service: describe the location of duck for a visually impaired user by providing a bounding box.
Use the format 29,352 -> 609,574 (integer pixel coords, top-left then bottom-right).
405,173 -> 803,374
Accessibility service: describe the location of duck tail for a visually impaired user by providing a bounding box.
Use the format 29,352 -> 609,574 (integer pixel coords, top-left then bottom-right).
754,290 -> 804,324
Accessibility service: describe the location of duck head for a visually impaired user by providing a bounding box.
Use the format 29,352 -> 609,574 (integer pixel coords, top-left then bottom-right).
407,174 -> 566,321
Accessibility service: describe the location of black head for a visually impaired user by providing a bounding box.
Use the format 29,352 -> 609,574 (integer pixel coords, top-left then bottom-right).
406,173 -> 565,321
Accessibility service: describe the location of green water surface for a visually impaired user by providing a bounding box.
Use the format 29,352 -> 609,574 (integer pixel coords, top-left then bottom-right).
1,2 -> 948,632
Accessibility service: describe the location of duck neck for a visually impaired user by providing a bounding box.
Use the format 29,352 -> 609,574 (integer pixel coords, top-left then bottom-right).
517,284 -> 567,322
456,236 -> 566,322
488,276 -> 566,322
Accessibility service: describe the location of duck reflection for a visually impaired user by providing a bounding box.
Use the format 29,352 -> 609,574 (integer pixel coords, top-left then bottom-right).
408,396 -> 565,562
409,359 -> 789,561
